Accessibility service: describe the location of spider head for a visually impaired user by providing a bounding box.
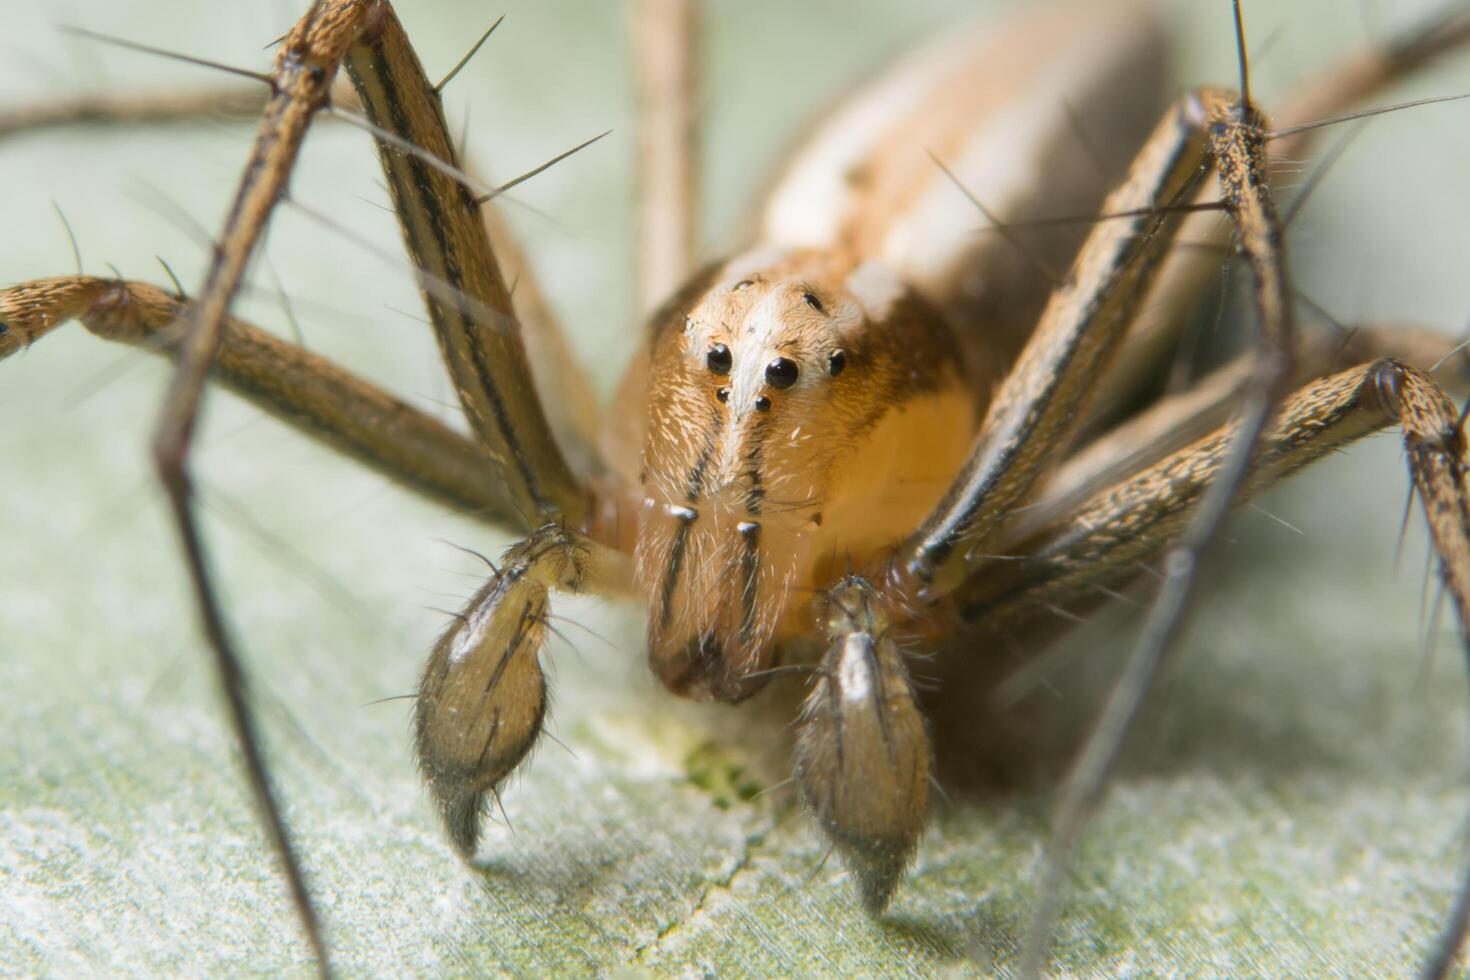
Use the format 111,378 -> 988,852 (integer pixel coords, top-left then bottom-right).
632,250 -> 973,702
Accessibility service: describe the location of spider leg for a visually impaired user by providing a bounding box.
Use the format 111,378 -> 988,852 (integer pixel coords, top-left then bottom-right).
342,6 -> 588,528
0,84 -> 266,140
2,72 -> 607,478
7,5 -> 621,966
899,89 -> 1218,600
956,358 -> 1470,976
1098,6 -> 1470,417
955,360 -> 1470,627
415,524 -> 633,857
631,0 -> 700,319
1039,323 -> 1470,520
0,275 -> 515,523
1018,67 -> 1303,973
478,201 -> 604,480
134,4 -> 384,973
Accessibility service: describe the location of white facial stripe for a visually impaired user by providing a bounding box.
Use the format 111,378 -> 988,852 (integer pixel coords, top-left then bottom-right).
728,288 -> 787,410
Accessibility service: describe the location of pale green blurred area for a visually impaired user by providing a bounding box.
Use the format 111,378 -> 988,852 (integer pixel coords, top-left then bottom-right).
3,0 -> 1470,975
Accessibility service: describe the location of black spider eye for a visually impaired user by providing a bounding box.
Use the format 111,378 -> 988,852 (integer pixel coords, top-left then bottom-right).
716,386 -> 730,403
706,343 -> 731,375
827,350 -> 846,377
802,291 -> 823,313
755,394 -> 772,412
765,357 -> 799,389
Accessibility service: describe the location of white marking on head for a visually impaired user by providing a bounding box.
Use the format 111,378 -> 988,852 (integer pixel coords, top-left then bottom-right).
726,287 -> 788,412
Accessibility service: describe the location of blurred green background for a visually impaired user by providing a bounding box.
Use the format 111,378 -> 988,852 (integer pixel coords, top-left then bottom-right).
3,0 -> 1470,974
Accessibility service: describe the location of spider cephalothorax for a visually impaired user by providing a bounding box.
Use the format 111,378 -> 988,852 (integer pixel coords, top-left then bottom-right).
630,249 -> 972,700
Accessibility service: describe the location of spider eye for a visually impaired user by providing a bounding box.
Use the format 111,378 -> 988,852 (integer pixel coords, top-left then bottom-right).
827,350 -> 846,377
706,343 -> 732,375
802,291 -> 824,313
716,386 -> 730,403
765,357 -> 799,389
755,395 -> 772,412
733,279 -> 753,290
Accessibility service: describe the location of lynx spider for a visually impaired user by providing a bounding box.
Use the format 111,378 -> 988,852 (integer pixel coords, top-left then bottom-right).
8,0 -> 1470,975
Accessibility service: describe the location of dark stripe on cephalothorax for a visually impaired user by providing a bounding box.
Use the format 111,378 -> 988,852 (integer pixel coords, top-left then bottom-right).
742,427 -> 766,515
685,431 -> 715,504
362,46 -> 546,513
733,414 -> 768,647
655,428 -> 717,633
657,518 -> 692,633
737,521 -> 761,649
725,404 -> 778,649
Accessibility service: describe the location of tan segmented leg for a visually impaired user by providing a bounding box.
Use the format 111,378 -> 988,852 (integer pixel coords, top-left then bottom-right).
1096,7 -> 1470,415
0,276 -> 517,524
631,0 -> 700,319
342,6 -> 586,527
975,358 -> 1470,978
1035,323 -> 1470,529
0,78 -> 604,480
1018,60 -> 1305,971
0,84 -> 264,140
952,358 -> 1470,643
900,89 -> 1217,599
136,5 -> 381,972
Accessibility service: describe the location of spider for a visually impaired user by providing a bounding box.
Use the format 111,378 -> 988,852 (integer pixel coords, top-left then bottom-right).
8,0 -> 1470,975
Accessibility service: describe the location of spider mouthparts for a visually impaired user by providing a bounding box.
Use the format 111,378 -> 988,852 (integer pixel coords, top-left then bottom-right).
796,580 -> 931,914
651,631 -> 769,702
